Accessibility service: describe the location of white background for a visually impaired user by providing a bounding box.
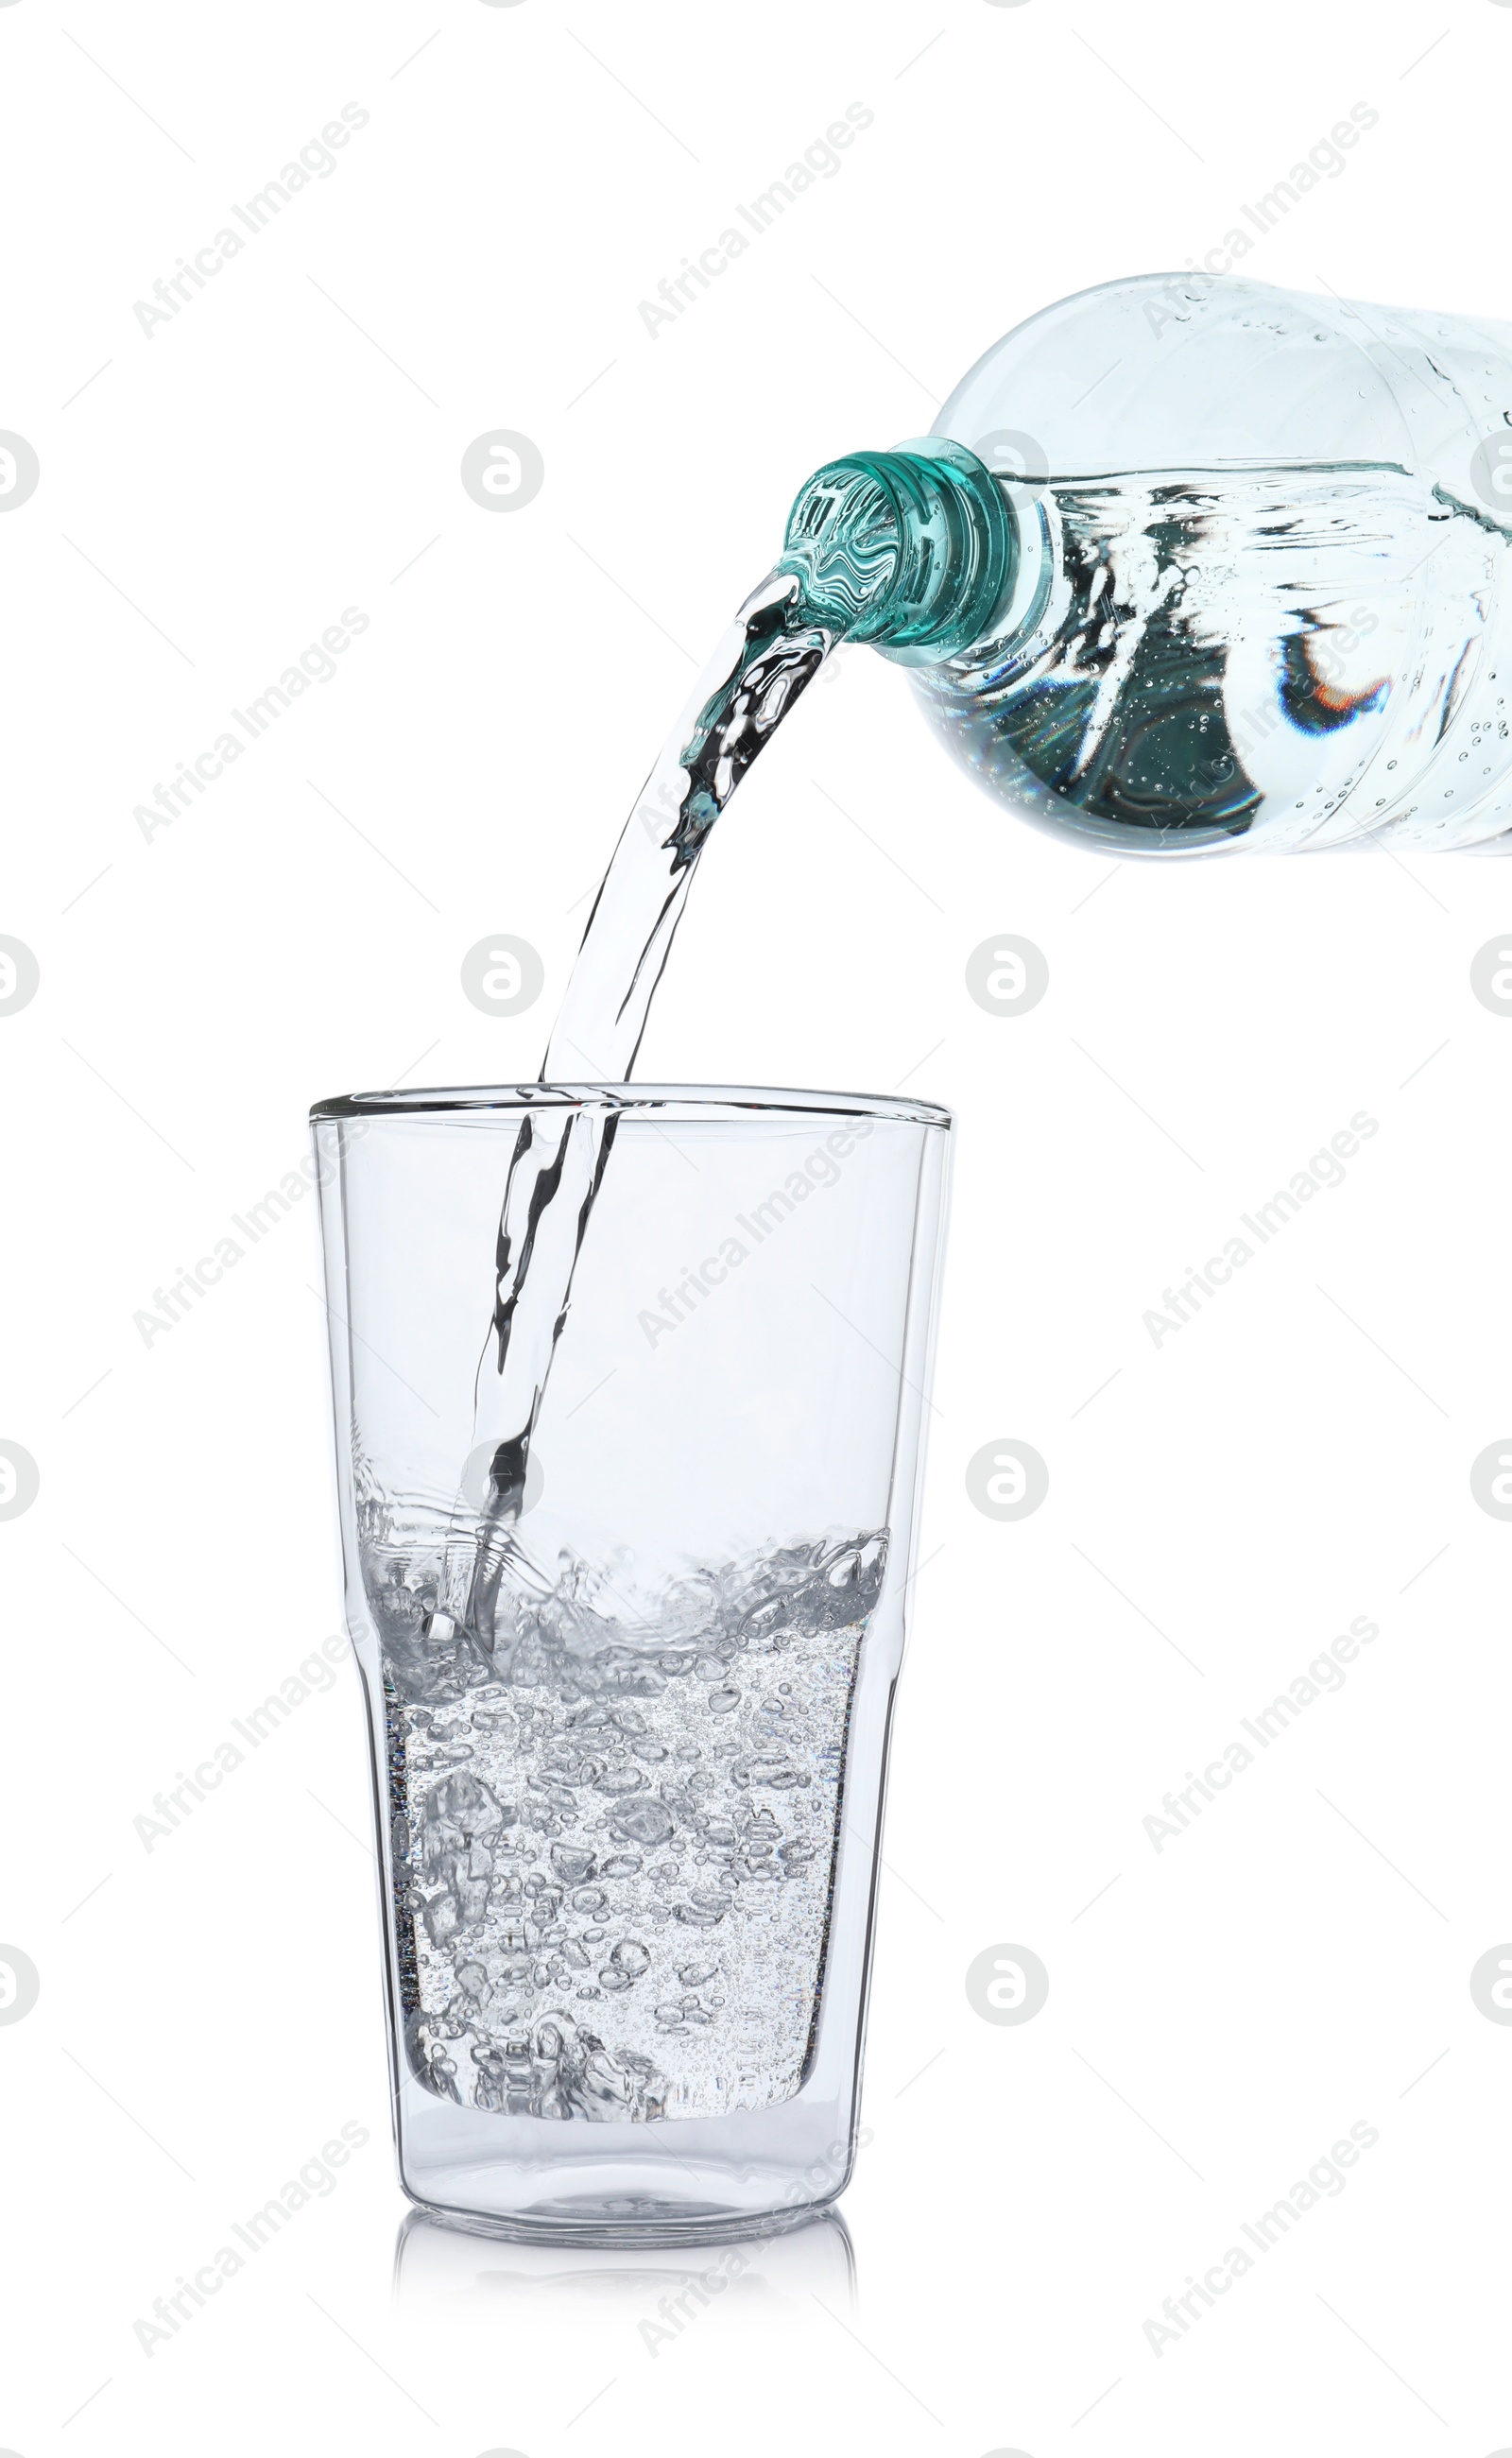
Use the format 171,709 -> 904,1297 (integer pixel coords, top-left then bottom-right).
4,0 -> 1512,2449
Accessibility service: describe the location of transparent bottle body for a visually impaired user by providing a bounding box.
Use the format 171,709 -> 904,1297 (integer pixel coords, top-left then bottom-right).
905,275 -> 1512,853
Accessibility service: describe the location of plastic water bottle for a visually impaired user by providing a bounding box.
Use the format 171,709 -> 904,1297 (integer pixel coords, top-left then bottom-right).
780,273 -> 1512,854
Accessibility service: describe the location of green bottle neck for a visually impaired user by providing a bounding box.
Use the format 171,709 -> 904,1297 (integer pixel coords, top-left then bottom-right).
778,438 -> 1019,662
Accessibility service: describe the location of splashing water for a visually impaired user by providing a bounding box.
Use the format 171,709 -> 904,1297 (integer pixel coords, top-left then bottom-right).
362,568 -> 862,2122
449,572 -> 840,1652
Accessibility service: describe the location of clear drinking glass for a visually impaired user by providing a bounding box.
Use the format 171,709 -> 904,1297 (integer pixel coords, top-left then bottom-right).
312,1082 -> 950,2243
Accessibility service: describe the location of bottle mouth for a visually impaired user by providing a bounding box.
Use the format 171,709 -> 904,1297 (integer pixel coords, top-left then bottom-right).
778,438 -> 1016,661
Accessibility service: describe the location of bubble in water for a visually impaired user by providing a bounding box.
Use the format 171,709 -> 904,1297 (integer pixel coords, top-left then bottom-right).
384,1528 -> 885,2121
596,1765 -> 647,1796
609,1800 -> 676,1849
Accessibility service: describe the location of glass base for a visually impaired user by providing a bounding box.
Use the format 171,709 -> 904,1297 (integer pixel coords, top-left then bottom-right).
398,2175 -> 847,2249
390,2065 -> 861,2245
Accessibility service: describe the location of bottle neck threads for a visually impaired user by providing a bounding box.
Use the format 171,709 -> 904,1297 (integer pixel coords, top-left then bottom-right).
779,439 -> 1015,661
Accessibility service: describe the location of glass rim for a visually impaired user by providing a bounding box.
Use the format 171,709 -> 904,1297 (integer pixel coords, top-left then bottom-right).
310,1080 -> 952,1129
